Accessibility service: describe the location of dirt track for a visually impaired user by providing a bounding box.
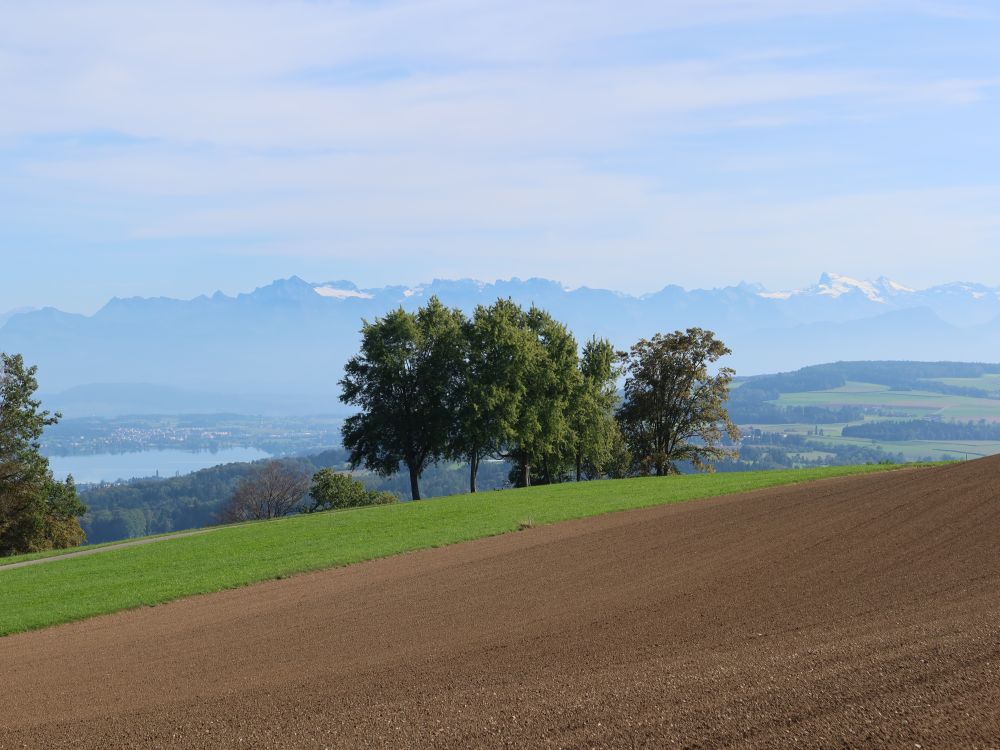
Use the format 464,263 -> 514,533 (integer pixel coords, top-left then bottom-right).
2,460 -> 999,749
0,529 -> 214,570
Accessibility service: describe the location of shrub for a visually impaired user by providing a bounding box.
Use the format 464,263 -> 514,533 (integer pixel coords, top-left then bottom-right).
308,469 -> 397,512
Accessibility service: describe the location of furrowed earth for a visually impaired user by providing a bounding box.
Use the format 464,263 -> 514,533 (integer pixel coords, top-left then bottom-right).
2,458 -> 999,748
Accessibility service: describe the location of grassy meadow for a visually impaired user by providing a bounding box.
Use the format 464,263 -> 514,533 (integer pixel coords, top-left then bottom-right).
0,464 -> 920,637
747,377 -> 1000,463
773,381 -> 1000,421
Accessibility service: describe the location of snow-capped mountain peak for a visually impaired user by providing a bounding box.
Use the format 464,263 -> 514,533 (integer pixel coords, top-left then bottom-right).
755,273 -> 918,304
874,276 -> 916,295
812,272 -> 885,302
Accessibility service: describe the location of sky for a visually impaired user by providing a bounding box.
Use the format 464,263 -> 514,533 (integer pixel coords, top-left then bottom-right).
1,0 -> 999,313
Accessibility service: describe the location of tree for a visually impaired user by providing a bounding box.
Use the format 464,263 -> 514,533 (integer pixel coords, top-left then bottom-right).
0,353 -> 87,555
616,328 -> 739,475
504,307 -> 581,487
568,337 -> 621,481
307,468 -> 396,511
340,297 -> 466,500
452,298 -> 534,493
219,461 -> 310,522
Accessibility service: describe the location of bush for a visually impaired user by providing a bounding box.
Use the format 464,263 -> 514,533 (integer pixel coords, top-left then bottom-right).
308,469 -> 397,512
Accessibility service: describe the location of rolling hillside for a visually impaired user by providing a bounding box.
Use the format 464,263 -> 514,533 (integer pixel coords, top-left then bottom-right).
731,361 -> 1000,465
0,465 -> 901,635
1,458 -> 997,747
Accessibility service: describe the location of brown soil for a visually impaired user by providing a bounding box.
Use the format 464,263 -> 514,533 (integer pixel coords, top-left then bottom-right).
2,460 -> 999,749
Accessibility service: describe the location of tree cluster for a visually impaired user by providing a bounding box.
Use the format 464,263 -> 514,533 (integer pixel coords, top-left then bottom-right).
0,353 -> 87,556
339,298 -> 621,499
340,298 -> 738,499
219,461 -> 396,522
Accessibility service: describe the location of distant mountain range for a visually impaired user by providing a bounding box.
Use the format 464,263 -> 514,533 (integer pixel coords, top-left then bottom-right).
0,306 -> 36,328
3,272 -> 999,416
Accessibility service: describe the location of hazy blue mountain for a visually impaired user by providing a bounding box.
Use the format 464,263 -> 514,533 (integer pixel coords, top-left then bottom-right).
0,306 -> 37,327
2,273 -> 998,416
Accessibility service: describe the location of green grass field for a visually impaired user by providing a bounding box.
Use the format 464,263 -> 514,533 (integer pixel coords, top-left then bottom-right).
750,422 -> 1000,460
0,465 -> 917,637
748,381 -> 1000,461
774,381 -> 1000,421
928,373 -> 1000,394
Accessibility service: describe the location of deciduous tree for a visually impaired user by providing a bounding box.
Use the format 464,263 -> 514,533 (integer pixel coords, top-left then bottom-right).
616,328 -> 739,475
219,461 -> 310,522
569,337 -> 621,481
340,297 -> 466,500
505,307 -> 581,487
453,299 -> 533,492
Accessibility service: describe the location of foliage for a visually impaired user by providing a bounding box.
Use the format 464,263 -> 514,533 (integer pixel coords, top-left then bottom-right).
569,337 -> 622,480
503,306 -> 582,487
219,461 -> 311,522
0,463 -> 917,636
617,328 -> 740,475
308,468 -> 396,511
0,353 -> 86,555
341,297 -> 624,494
340,297 -> 467,500
453,298 -> 534,492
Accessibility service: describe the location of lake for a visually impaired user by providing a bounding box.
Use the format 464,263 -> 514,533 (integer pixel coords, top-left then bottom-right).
46,447 -> 273,484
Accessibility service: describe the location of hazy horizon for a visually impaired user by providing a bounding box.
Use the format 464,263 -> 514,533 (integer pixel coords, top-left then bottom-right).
3,270 -> 997,317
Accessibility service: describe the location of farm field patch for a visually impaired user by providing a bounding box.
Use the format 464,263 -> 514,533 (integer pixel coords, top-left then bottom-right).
774,382 -> 1000,420
929,373 -> 1000,393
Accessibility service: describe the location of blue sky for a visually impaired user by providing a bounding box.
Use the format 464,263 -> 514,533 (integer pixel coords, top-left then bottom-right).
2,0 -> 999,313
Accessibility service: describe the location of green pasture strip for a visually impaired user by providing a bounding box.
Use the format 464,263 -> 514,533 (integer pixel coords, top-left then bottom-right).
774,385 -> 1000,421
0,464 -> 919,637
0,532 -> 192,566
807,435 -> 1000,460
929,374 -> 1000,393
0,525 -> 248,566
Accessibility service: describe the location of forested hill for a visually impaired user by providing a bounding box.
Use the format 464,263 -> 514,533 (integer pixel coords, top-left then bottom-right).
735,361 -> 1000,399
728,360 -> 1000,423
720,359 -> 1000,469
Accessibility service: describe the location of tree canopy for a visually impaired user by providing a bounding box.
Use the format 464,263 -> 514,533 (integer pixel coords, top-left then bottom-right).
219,460 -> 311,522
616,328 -> 739,475
340,297 -> 466,500
339,304 -> 738,497
0,353 -> 86,555
308,468 -> 396,511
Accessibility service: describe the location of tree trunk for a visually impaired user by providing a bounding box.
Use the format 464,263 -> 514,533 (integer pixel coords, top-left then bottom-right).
408,464 -> 421,501
575,452 -> 582,482
542,456 -> 551,485
469,452 -> 479,494
519,455 -> 531,488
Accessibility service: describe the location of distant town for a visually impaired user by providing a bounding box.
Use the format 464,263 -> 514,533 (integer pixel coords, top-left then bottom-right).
41,414 -> 343,458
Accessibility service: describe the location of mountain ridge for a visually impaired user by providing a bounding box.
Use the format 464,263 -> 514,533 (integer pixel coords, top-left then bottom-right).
2,273 -> 998,415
